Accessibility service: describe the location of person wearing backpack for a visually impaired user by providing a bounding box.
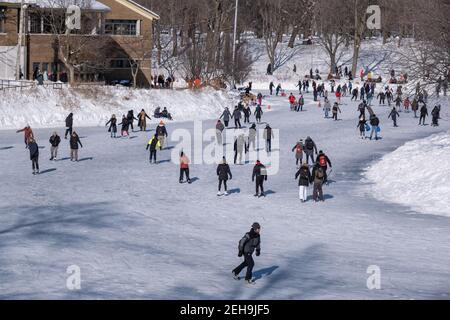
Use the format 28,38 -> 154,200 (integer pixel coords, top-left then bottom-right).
232,222 -> 261,285
291,139 -> 304,166
252,160 -> 267,197
217,157 -> 232,196
311,164 -> 325,202
146,133 -> 161,164
315,150 -> 332,184
295,162 -> 311,202
304,136 -> 318,164
369,114 -> 380,140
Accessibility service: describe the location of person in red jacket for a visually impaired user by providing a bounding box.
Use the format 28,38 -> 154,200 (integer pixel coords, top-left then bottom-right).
179,151 -> 191,183
16,125 -> 34,147
288,93 -> 296,111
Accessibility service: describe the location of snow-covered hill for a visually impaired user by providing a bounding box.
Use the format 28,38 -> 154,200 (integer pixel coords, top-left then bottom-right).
365,131 -> 450,218
0,85 -> 233,129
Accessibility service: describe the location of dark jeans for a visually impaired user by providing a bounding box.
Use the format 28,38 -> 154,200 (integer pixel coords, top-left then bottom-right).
313,181 -> 324,201
255,177 -> 265,194
218,179 -> 228,191
233,253 -> 255,281
256,116 -> 261,123
65,127 -> 72,138
305,151 -> 314,164
333,113 -> 338,121
244,115 -> 250,123
235,119 -> 242,128
31,156 -> 39,171
180,168 -> 190,182
224,120 -> 229,127
149,150 -> 157,163
419,115 -> 426,125
266,139 -> 271,152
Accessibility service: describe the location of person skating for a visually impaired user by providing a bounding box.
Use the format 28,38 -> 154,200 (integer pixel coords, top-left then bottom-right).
126,110 -> 137,132
332,102 -> 341,121
254,105 -> 263,123
419,104 -> 428,125
216,120 -> 225,145
119,115 -> 130,137
179,151 -> 191,183
243,105 -> 251,123
232,106 -> 242,129
292,140 -> 304,166
257,92 -> 263,106
377,91 -> 386,105
323,98 -> 331,118
269,82 -> 274,95
263,124 -> 274,153
217,157 -> 232,196
412,98 -> 419,118
252,160 -> 267,197
105,114 -> 118,138
297,94 -> 305,112
304,136 -> 318,164
146,133 -> 161,164
431,105 -> 441,127
69,131 -> 83,162
64,113 -> 73,139
315,150 -> 332,184
247,123 -> 257,151
357,101 -> 366,119
137,109 -> 151,131
295,162 -> 311,202
311,164 -> 325,202
357,117 -> 367,139
288,93 -> 296,111
232,222 -> 261,285
220,107 -> 232,127
276,84 -> 282,96
28,138 -> 40,175
49,132 -> 61,161
369,114 -> 380,140
16,125 -> 34,147
388,107 -> 400,127
156,121 -> 168,150
234,134 -> 246,165
351,87 -> 359,101
403,97 -> 411,113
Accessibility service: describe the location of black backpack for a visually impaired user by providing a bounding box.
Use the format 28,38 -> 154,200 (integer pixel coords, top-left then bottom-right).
306,139 -> 314,150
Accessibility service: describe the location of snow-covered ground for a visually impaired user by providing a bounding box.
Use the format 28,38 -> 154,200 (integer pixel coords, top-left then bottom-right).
0,86 -> 449,299
0,85 -> 233,129
365,131 -> 450,218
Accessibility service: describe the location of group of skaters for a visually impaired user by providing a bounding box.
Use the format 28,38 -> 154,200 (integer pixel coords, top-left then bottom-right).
16,119 -> 83,174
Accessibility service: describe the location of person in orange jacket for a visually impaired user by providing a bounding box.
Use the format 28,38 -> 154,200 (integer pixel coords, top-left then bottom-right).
288,93 -> 296,111
16,125 -> 34,148
179,151 -> 191,183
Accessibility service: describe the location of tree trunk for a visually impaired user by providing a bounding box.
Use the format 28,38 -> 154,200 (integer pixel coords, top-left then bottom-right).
288,25 -> 298,48
172,28 -> 178,56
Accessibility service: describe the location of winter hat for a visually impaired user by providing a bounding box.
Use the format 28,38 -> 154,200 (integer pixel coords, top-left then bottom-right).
256,160 -> 261,165
252,222 -> 261,230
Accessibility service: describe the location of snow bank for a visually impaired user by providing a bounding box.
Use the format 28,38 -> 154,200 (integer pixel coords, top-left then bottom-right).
365,132 -> 450,217
0,85 -> 232,129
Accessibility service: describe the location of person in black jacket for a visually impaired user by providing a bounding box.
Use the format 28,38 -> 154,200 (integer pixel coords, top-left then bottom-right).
295,162 -> 311,202
369,114 -> 380,140
69,132 -> 83,162
232,106 -> 242,129
156,121 -> 168,150
232,222 -> 261,284
431,105 -> 441,127
304,136 -> 318,164
127,110 -> 137,132
419,104 -> 428,126
64,113 -> 73,139
105,114 -> 117,138
388,107 -> 400,127
254,105 -> 263,124
217,157 -> 232,196
146,134 -> 161,164
252,160 -> 267,197
28,138 -> 39,174
119,115 -> 129,137
49,132 -> 61,161
315,150 -> 332,184
243,105 -> 251,124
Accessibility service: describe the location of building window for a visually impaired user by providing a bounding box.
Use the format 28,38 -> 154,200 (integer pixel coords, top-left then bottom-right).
29,13 -> 41,33
105,20 -> 137,35
110,59 -> 132,69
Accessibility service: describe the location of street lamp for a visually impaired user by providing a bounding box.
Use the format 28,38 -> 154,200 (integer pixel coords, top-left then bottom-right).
231,0 -> 238,90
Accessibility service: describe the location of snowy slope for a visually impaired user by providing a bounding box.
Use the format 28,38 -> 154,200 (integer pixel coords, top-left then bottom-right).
0,86 -> 233,129
0,86 -> 449,299
365,131 -> 450,218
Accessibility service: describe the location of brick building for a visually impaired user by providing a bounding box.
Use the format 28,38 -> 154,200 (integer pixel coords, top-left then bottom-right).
0,0 -> 159,86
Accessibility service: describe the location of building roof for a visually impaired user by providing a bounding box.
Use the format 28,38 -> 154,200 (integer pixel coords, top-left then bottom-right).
115,0 -> 159,20
0,0 -> 111,12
